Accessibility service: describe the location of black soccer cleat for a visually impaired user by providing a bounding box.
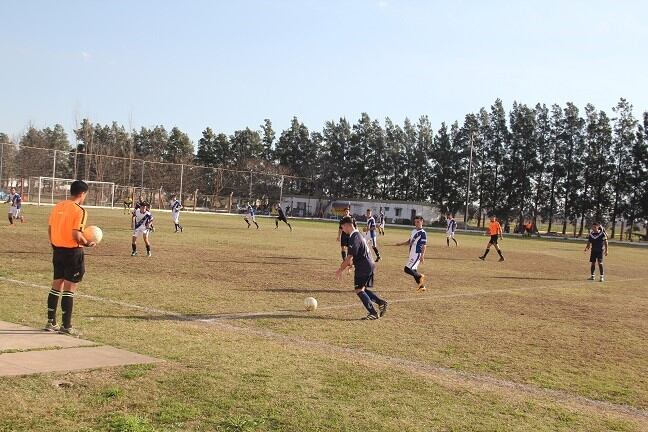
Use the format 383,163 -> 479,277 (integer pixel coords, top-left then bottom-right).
378,302 -> 388,317
362,313 -> 379,320
479,256 -> 485,261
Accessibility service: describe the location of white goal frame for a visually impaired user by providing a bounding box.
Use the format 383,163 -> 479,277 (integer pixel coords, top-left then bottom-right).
37,177 -> 116,207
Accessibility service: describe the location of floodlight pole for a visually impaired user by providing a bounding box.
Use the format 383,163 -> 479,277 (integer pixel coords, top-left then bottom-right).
51,150 -> 57,204
179,163 -> 184,203
464,133 -> 474,227
0,142 -> 4,188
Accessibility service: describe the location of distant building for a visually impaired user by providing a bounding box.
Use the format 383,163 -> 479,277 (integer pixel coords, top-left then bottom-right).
280,195 -> 441,224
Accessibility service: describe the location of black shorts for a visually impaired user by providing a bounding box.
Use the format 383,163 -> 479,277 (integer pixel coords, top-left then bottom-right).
354,273 -> 374,290
590,250 -> 604,263
52,247 -> 85,283
489,235 -> 499,245
277,215 -> 288,223
340,232 -> 350,247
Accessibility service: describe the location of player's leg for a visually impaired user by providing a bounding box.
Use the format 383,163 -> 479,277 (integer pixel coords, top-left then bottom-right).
446,235 -> 450,247
131,234 -> 138,256
494,243 -> 505,261
480,237 -> 495,260
370,236 -> 381,261
253,217 -> 259,229
598,256 -> 604,281
362,274 -> 387,317
284,218 -> 292,231
244,217 -> 250,228
143,232 -> 152,257
275,218 -> 279,229
59,248 -> 84,334
340,245 -> 346,261
404,252 -> 425,291
452,232 -> 458,246
46,278 -> 64,331
7,209 -> 13,225
589,255 -> 596,280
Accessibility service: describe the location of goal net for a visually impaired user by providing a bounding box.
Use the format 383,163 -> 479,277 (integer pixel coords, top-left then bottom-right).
34,177 -> 116,207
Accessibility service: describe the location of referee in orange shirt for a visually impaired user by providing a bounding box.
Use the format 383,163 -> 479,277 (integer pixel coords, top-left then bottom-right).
479,215 -> 505,262
46,180 -> 96,335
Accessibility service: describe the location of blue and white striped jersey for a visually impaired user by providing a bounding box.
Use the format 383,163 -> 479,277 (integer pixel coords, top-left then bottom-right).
170,199 -> 182,212
367,216 -> 377,232
10,193 -> 22,208
409,228 -> 427,253
447,218 -> 457,232
247,205 -> 255,217
133,209 -> 154,229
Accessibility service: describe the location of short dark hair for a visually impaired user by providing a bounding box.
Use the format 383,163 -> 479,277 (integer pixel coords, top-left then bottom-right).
70,180 -> 88,196
414,215 -> 424,222
340,216 -> 354,226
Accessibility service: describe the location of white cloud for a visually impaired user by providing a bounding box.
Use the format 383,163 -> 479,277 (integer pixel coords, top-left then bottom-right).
81,51 -> 91,62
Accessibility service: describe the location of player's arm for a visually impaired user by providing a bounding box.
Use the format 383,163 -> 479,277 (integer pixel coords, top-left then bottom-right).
395,238 -> 410,246
337,226 -> 342,241
584,238 -> 591,251
420,244 -> 427,262
336,254 -> 354,279
604,236 -> 609,256
72,230 -> 96,248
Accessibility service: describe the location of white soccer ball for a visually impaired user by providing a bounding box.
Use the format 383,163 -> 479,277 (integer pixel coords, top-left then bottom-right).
304,297 -> 318,312
83,225 -> 103,244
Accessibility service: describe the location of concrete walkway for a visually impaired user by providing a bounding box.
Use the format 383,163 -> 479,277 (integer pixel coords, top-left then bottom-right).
0,321 -> 160,377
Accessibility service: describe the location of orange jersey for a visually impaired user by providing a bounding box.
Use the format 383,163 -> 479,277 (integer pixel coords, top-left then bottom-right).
487,221 -> 502,236
49,200 -> 87,248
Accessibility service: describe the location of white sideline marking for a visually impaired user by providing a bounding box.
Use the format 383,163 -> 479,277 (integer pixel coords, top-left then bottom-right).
1,275 -> 648,423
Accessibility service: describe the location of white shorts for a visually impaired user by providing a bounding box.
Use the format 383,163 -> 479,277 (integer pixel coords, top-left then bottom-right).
132,226 -> 150,238
366,233 -> 378,247
446,230 -> 455,238
8,207 -> 19,217
172,212 -> 180,223
379,222 -> 385,229
245,214 -> 256,222
406,251 -> 423,271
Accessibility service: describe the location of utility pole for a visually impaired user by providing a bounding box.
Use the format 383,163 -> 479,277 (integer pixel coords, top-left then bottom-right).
464,133 -> 474,227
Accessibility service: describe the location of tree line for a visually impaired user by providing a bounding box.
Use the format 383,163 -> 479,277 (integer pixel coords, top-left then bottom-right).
1,98 -> 647,238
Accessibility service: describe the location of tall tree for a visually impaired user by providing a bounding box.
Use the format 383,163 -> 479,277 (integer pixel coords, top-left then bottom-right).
609,98 -> 637,239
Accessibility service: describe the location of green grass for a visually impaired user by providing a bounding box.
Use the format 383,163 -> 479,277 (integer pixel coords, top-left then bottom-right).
1,205 -> 648,431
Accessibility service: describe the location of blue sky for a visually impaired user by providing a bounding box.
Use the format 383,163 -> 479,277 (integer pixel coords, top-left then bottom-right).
1,0 -> 646,144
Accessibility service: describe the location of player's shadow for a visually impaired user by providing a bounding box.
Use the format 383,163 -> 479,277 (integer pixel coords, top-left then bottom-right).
205,260 -> 306,266
242,288 -> 342,294
0,250 -> 50,255
489,276 -> 565,281
256,256 -> 327,261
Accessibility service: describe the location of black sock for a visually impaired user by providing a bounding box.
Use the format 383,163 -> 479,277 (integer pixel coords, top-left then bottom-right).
254,222 -> 259,229
497,249 -> 504,258
447,238 -> 450,246
590,263 -> 595,275
453,238 -> 458,246
47,289 -> 60,323
61,291 -> 74,329
365,289 -> 386,305
275,220 -> 278,228
357,291 -> 377,315
341,250 -> 347,261
599,263 -> 604,276
8,215 -> 13,224
146,244 -> 151,253
483,249 -> 490,257
404,266 -> 421,283
372,246 -> 380,258
132,243 -> 136,253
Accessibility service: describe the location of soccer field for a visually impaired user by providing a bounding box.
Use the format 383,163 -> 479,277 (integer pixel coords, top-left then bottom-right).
1,206 -> 648,432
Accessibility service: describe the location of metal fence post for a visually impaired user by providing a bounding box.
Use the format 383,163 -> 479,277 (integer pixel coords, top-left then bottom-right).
179,163 -> 184,203
51,150 -> 57,204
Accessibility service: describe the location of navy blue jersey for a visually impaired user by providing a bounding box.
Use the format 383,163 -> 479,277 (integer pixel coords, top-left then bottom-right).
277,207 -> 285,218
247,205 -> 255,217
347,230 -> 376,277
171,200 -> 182,212
379,212 -> 385,224
588,229 -> 607,252
366,216 -> 377,234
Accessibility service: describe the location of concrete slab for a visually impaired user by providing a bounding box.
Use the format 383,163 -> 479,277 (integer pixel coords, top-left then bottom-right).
0,346 -> 162,377
0,321 -> 161,377
0,321 -> 95,351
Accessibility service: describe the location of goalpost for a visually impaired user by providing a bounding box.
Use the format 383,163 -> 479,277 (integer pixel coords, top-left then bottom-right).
36,177 -> 116,208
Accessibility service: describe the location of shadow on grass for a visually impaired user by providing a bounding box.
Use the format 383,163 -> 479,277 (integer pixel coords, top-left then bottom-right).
241,288 -> 343,294
87,312 -> 356,322
0,250 -> 50,255
489,276 -> 567,281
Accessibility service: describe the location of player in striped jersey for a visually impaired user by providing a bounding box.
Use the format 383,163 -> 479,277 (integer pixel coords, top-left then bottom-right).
131,202 -> 154,257
170,196 -> 183,233
6,187 -> 25,224
378,207 -> 386,235
396,215 -> 427,291
446,213 -> 458,247
244,203 -> 259,229
364,209 -> 381,262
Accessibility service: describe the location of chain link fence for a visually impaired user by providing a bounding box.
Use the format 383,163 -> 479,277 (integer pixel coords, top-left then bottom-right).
0,142 -> 316,214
